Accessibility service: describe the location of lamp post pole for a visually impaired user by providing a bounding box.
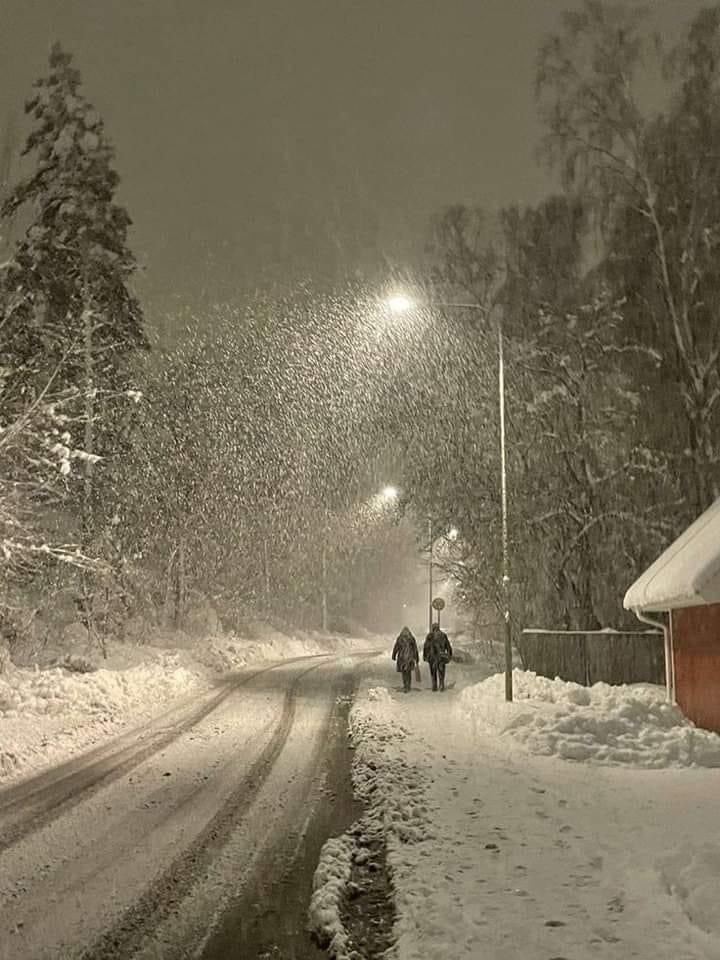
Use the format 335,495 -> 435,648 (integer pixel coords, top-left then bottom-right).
428,516 -> 434,632
388,294 -> 513,701
497,310 -> 512,701
321,538 -> 328,632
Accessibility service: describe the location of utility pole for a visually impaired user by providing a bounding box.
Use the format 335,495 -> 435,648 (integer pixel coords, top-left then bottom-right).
428,516 -> 434,632
498,308 -> 513,702
321,539 -> 328,632
82,294 -> 95,546
262,536 -> 271,609
384,291 -> 513,699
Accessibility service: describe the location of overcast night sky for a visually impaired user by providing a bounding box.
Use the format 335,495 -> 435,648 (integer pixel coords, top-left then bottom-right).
0,1 -> 706,316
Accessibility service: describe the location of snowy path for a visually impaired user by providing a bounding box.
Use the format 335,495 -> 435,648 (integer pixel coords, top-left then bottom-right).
0,652 -> 373,960
349,657 -> 720,960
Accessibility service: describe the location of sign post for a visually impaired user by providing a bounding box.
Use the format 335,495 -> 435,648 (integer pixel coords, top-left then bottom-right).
431,596 -> 445,628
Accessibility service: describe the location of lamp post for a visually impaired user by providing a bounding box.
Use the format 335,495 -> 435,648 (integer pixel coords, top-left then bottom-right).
320,537 -> 328,632
428,516 -> 434,633
385,293 -> 513,701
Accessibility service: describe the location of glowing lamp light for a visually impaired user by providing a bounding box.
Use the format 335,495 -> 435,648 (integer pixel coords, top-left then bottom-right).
448,527 -> 459,541
382,485 -> 399,501
387,294 -> 414,315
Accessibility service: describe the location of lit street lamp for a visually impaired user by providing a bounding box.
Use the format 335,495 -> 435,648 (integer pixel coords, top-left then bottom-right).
320,485 -> 402,633
385,292 -> 513,702
387,295 -> 413,315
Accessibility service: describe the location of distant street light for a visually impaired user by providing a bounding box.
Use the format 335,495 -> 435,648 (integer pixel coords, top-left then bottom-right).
321,485 -> 402,632
387,294 -> 413,315
383,292 -> 513,702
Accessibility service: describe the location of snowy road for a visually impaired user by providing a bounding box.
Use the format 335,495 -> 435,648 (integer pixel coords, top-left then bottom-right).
0,651 -> 375,960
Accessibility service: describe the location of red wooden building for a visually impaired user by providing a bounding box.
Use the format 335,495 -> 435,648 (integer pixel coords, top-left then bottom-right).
624,497 -> 720,733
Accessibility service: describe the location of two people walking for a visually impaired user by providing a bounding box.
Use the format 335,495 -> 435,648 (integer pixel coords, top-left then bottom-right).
392,622 -> 453,693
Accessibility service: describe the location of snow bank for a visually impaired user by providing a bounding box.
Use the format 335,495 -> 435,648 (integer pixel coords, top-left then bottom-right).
0,650 -> 208,780
308,834 -> 355,958
328,660 -> 720,960
309,679 -> 431,958
458,669 -> 720,768
659,843 -> 720,938
0,631 -> 376,785
201,632 -> 368,673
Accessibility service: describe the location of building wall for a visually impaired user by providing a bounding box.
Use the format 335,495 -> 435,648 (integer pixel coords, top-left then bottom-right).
672,603 -> 720,733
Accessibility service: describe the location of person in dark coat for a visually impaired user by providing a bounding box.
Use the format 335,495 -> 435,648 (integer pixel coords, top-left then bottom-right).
392,626 -> 419,693
423,622 -> 453,692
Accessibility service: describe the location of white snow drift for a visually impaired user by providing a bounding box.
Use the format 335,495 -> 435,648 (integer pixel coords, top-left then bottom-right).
458,668 -> 720,767
0,649 -> 210,780
0,631 -> 372,784
338,656 -> 720,960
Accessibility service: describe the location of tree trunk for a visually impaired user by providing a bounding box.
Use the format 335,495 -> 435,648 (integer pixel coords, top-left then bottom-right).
173,538 -> 186,629
321,541 -> 327,632
82,298 -> 95,546
163,545 -> 178,627
263,537 -> 270,609
573,537 -> 601,631
687,388 -> 719,516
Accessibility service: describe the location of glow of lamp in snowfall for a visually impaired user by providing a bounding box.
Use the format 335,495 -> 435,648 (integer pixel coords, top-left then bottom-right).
382,485 -> 398,501
387,294 -> 414,315
383,292 -> 513,702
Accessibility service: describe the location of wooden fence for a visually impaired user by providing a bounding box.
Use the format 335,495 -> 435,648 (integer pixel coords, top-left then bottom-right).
519,629 -> 665,687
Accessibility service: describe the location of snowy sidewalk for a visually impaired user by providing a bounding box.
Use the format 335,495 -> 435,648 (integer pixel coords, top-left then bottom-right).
344,656 -> 720,960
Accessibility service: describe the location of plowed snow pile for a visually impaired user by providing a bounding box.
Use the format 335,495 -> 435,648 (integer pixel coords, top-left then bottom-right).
338,656 -> 720,960
0,650 -> 209,781
0,631 -> 373,784
458,668 -> 720,767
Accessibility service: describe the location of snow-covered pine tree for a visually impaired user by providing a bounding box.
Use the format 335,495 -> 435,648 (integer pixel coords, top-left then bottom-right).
1,43 -> 147,536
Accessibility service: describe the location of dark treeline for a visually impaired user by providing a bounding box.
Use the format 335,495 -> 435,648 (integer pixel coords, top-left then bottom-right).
406,2 -> 720,642
2,4 -> 720,657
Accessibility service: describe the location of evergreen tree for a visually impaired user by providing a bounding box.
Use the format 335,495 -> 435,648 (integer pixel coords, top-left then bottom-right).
1,42 -> 147,533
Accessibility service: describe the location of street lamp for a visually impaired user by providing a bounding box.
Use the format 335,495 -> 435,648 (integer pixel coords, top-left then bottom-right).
387,294 -> 413,315
321,485 -> 403,632
385,293 -> 513,702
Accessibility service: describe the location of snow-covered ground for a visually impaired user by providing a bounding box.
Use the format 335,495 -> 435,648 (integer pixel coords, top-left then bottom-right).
459,668 -> 720,768
313,654 -> 720,960
0,629 -> 370,786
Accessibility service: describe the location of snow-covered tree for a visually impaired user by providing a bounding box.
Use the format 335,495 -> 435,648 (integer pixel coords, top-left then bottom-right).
514,288 -> 674,630
1,43 -> 146,536
0,364 -> 103,589
537,2 -> 720,516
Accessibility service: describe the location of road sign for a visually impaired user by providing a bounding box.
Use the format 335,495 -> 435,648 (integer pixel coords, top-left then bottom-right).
431,597 -> 445,611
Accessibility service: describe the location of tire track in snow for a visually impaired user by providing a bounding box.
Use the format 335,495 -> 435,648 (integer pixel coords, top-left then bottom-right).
0,653 -> 336,854
77,657 -> 331,960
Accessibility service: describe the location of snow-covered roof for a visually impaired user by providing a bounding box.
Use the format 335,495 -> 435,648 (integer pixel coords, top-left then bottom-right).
624,497 -> 720,611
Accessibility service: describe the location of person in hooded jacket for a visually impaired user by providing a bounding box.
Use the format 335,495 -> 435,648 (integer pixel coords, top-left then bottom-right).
423,622 -> 453,691
392,626 -> 419,693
